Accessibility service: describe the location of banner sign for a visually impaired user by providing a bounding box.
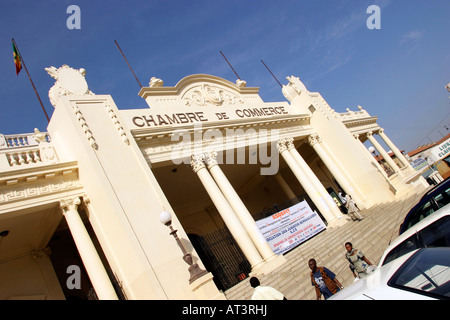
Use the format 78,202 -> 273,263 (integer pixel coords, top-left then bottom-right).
411,157 -> 428,171
430,138 -> 450,161
256,200 -> 326,255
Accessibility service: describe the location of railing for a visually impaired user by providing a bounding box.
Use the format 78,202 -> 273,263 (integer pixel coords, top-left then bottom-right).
0,132 -> 51,150
0,132 -> 54,170
338,110 -> 373,121
5,149 -> 43,166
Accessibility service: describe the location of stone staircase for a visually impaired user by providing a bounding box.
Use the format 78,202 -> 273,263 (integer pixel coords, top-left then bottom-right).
224,189 -> 428,300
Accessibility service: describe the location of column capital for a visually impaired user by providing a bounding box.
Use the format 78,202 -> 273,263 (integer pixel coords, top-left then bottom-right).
59,197 -> 81,212
308,133 -> 322,147
204,151 -> 218,169
353,134 -> 360,139
285,137 -> 295,151
367,131 -> 374,137
276,139 -> 288,153
190,153 -> 206,173
378,128 -> 384,134
82,194 -> 91,206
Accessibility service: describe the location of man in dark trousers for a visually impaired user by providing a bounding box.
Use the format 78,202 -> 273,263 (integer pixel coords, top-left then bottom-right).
308,258 -> 344,300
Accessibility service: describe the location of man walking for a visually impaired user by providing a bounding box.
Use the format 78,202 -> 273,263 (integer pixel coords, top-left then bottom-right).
308,259 -> 344,300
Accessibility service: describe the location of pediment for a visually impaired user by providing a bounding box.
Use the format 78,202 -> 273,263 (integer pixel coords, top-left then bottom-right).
124,74 -> 305,131
138,74 -> 261,109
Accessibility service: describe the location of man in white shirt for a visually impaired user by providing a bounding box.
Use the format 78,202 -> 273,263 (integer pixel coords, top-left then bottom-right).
250,277 -> 286,300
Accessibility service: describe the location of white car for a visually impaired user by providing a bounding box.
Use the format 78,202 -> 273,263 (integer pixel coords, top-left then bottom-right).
378,203 -> 450,267
329,247 -> 450,300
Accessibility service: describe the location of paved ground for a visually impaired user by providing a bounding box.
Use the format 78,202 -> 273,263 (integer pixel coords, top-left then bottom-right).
224,187 -> 429,300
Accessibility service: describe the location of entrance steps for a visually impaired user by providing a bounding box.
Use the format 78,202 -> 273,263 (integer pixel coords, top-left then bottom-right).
224,188 -> 428,300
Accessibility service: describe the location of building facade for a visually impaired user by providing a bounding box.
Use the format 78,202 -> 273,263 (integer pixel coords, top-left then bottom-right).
406,133 -> 450,183
0,65 -> 428,300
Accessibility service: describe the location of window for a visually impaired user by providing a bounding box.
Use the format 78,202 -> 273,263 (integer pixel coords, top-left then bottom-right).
388,248 -> 450,299
383,216 -> 450,266
383,234 -> 420,266
433,187 -> 450,209
419,216 -> 450,248
405,201 -> 434,231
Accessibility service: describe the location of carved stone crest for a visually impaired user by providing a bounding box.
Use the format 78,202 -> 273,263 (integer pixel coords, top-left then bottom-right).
33,128 -> 58,163
46,65 -> 94,107
183,84 -> 244,107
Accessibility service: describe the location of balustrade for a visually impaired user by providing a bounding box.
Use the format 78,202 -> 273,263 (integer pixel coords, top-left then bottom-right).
0,132 -> 53,169
6,150 -> 42,167
0,132 -> 50,150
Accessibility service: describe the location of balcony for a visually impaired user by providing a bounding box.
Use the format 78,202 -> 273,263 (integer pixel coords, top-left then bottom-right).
0,131 -> 57,171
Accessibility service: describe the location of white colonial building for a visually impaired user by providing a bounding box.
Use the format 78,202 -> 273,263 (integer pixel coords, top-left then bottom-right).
0,65 -> 428,300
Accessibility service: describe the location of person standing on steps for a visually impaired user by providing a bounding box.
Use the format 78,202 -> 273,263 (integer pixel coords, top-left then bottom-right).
344,193 -> 363,221
345,242 -> 374,279
308,258 -> 344,300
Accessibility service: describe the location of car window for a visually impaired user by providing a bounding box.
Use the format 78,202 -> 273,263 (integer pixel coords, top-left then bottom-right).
384,216 -> 450,266
388,248 -> 450,299
405,201 -> 435,231
433,187 -> 450,209
419,216 -> 450,248
382,234 -> 420,266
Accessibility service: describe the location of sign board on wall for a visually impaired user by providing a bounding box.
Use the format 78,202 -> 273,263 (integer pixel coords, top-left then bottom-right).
430,138 -> 450,161
256,200 -> 326,255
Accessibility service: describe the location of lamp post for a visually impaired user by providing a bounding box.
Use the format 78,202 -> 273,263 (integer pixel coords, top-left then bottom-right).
159,211 -> 208,284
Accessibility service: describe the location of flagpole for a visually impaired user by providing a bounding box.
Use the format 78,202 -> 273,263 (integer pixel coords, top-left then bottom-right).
114,40 -> 142,89
261,59 -> 283,88
220,51 -> 241,80
12,38 -> 50,123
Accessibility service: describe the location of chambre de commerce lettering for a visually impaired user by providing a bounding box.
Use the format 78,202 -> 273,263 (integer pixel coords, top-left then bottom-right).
131,106 -> 290,127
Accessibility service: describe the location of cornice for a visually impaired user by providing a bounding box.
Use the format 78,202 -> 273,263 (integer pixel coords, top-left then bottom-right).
0,161 -> 79,187
132,115 -> 310,143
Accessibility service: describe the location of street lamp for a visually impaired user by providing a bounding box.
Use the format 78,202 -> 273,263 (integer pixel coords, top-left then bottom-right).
159,211 -> 208,284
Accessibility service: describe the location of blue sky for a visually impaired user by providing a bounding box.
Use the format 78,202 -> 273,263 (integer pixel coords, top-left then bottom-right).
0,0 -> 449,152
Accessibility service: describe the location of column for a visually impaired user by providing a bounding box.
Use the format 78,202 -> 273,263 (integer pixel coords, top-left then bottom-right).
354,134 -> 389,179
308,133 -> 365,206
277,139 -> 336,224
275,172 -> 297,199
378,128 -> 414,171
59,197 -> 118,300
286,138 -> 342,219
367,131 -> 403,175
205,151 -> 277,262
191,154 -> 264,269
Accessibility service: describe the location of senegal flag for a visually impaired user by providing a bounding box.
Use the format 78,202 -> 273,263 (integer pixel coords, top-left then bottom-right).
12,40 -> 22,75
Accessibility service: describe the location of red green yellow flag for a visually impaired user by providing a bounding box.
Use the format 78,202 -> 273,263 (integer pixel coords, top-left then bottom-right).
12,40 -> 22,75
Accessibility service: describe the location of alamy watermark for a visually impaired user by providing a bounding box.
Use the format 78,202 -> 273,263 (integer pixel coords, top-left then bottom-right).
171,123 -> 280,175
66,265 -> 81,289
66,5 -> 81,30
67,5 -> 381,31
366,5 -> 381,30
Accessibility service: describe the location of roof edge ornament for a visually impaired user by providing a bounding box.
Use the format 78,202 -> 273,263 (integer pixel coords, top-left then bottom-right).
282,75 -> 308,102
45,65 -> 95,107
149,77 -> 163,87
